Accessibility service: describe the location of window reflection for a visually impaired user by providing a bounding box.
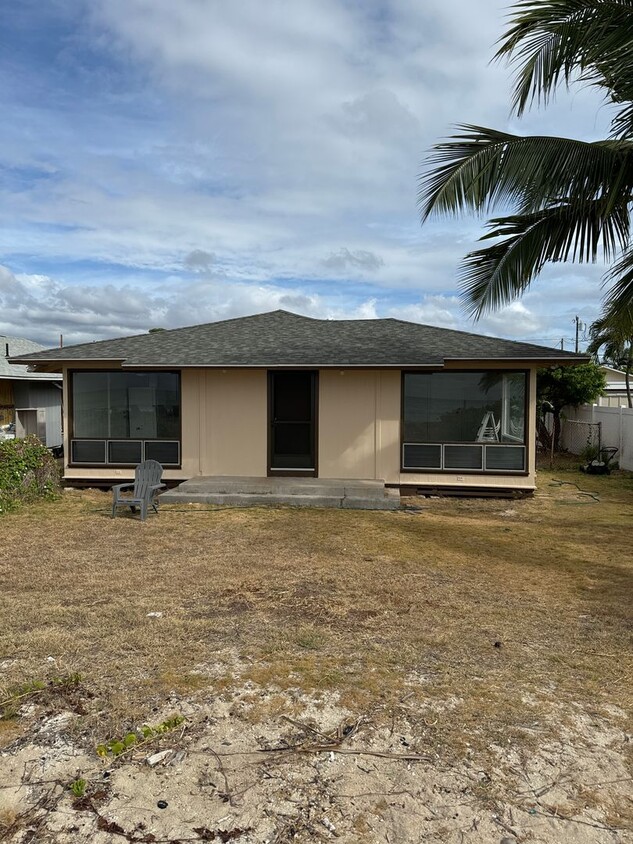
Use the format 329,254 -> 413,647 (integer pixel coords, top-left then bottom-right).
72,372 -> 180,440
403,372 -> 526,445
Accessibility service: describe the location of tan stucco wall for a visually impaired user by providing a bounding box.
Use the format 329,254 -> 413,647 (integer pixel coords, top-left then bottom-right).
200,369 -> 267,476
318,370 -> 400,481
62,364 -> 537,490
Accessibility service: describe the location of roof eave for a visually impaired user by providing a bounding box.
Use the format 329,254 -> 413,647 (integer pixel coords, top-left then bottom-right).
0,373 -> 62,381
8,357 -> 126,366
8,355 -> 590,369
443,355 -> 590,365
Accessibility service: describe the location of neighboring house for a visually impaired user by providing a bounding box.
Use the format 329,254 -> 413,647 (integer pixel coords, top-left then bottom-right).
12,310 -> 585,494
0,335 -> 63,447
596,365 -> 632,407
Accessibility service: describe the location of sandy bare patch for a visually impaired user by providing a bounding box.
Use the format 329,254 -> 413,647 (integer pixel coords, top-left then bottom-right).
1,679 -> 630,843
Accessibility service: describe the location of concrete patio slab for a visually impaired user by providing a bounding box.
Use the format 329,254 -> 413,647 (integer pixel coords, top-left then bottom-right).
160,476 -> 400,510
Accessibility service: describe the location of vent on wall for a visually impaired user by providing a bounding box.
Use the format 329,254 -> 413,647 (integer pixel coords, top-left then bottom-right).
402,443 -> 442,470
485,445 -> 525,471
70,439 -> 180,466
145,440 -> 180,465
403,442 -> 526,473
71,440 -> 106,464
108,440 -> 143,464
444,445 -> 483,470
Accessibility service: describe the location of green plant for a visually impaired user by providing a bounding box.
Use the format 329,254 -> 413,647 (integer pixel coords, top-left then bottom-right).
68,778 -> 87,798
0,435 -> 60,515
588,305 -> 633,408
96,715 -> 185,759
580,443 -> 599,464
0,673 -> 82,720
538,363 -> 606,451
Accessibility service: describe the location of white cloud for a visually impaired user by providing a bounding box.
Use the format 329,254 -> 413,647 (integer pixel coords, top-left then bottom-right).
0,0 -> 616,349
322,248 -> 384,273
184,250 -> 216,272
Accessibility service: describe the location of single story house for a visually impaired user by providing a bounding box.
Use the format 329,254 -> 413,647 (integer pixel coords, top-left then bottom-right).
12,310 -> 585,495
596,365 -> 632,407
1,335 -> 63,447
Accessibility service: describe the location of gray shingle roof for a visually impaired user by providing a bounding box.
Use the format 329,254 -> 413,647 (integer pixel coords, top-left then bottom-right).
1,335 -> 61,381
10,310 -> 587,368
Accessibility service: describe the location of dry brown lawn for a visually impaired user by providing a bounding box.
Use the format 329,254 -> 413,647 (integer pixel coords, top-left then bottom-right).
0,466 -> 632,841
2,466 -> 631,747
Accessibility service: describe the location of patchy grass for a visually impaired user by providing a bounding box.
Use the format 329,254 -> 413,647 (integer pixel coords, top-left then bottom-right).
0,467 -> 631,776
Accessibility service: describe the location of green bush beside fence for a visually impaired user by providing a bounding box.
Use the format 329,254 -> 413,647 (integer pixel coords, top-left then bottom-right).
0,436 -> 60,514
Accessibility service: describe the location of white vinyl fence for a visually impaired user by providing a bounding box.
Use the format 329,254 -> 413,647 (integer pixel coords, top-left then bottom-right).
561,404 -> 633,471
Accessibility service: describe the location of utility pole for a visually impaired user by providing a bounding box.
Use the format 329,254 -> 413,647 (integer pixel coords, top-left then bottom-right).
560,338 -> 564,351
573,316 -> 586,353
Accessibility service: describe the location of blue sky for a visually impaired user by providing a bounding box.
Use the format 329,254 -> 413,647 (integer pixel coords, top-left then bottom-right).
0,0 -> 614,349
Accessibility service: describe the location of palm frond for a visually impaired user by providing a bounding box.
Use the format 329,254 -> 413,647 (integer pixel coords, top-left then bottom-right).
495,0 -> 633,128
587,297 -> 633,364
604,248 -> 633,318
419,125 -> 633,220
611,101 -> 633,139
459,199 -> 631,318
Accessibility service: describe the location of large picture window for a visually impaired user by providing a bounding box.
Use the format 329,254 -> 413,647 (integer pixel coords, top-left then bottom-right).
71,371 -> 180,466
402,371 -> 527,473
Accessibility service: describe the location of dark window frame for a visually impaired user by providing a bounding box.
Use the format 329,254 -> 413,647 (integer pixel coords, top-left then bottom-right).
68,369 -> 182,469
400,369 -> 530,476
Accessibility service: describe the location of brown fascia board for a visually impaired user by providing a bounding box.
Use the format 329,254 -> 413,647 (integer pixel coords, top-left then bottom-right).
8,357 -> 124,367
443,355 -> 591,366
119,362 -> 440,369
123,357 -> 590,368
9,356 -> 589,369
2,373 -> 61,380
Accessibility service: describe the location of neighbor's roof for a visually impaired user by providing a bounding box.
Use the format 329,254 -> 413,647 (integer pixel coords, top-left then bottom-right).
1,335 -> 62,381
10,310 -> 588,369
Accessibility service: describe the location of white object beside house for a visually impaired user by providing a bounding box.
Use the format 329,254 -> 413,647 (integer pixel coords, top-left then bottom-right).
1,335 -> 63,448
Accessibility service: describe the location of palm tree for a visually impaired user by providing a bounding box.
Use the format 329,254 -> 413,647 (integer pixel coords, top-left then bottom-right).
419,0 -> 633,320
587,306 -> 633,406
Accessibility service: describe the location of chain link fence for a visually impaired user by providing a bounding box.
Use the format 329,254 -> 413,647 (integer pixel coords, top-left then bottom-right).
562,419 -> 601,459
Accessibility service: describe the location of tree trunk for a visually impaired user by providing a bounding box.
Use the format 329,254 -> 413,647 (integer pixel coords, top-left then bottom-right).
537,416 -> 552,450
553,409 -> 562,452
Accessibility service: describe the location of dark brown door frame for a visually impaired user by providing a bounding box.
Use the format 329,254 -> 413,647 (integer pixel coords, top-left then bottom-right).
267,370 -> 318,477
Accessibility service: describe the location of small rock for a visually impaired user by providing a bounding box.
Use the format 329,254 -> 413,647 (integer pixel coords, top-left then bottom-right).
157,800 -> 168,809
500,838 -> 516,844
321,817 -> 336,834
146,749 -> 174,767
146,611 -> 163,618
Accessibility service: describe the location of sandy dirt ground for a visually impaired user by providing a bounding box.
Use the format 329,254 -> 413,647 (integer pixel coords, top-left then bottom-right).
1,664 -> 631,843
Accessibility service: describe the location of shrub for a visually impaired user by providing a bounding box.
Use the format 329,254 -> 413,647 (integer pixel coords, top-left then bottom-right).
0,436 -> 60,514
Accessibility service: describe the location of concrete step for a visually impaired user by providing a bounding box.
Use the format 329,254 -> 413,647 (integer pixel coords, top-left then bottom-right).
171,476 -> 390,499
159,491 -> 400,511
